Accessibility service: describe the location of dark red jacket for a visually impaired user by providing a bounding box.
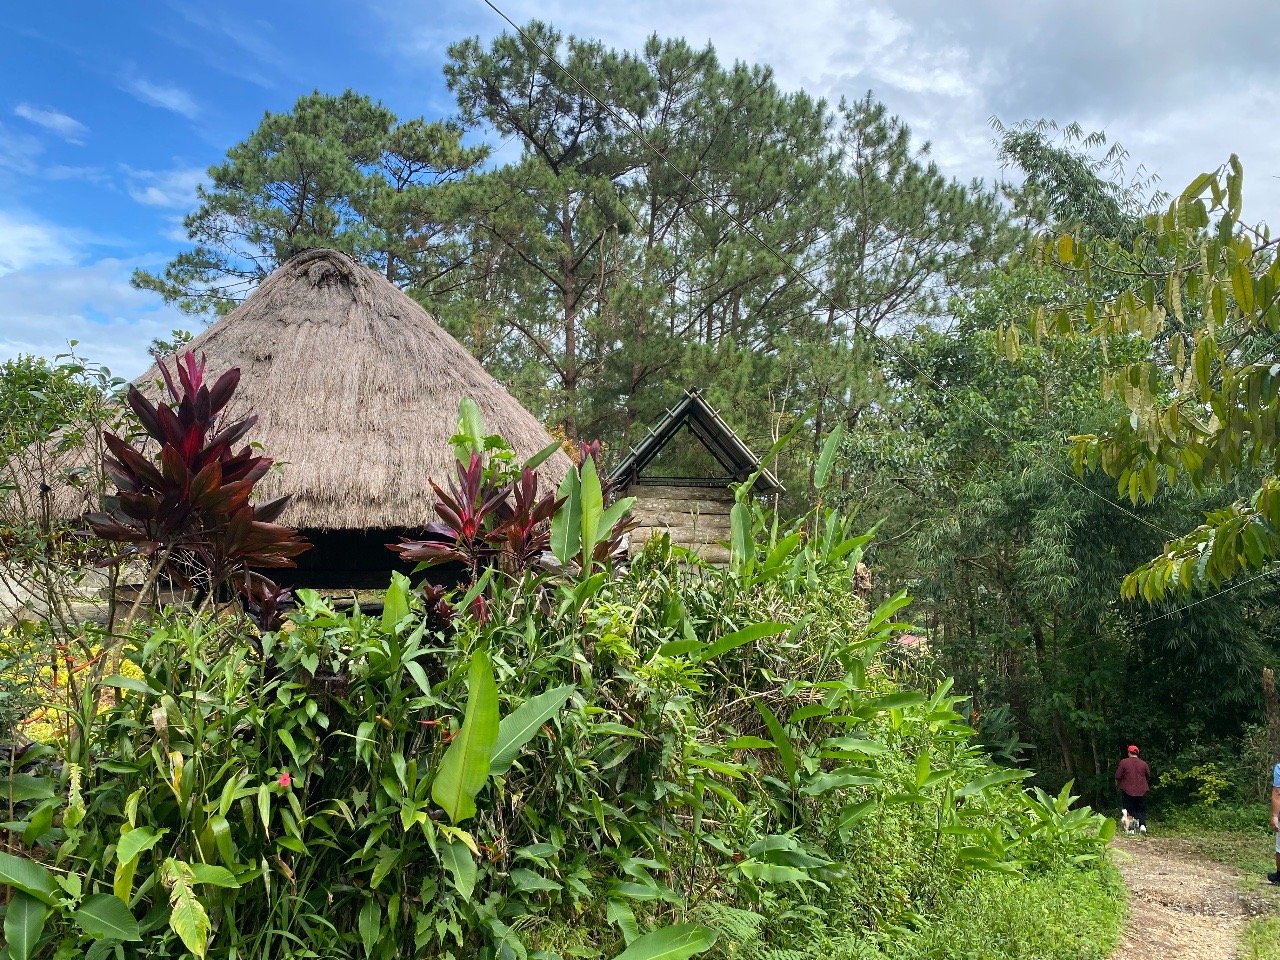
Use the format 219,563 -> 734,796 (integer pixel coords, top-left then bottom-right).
1115,756 -> 1151,796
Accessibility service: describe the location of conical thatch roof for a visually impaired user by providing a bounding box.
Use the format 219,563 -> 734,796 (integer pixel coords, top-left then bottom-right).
137,249 -> 572,530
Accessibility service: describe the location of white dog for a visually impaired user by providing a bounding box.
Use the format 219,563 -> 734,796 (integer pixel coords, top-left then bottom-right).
1119,809 -> 1138,834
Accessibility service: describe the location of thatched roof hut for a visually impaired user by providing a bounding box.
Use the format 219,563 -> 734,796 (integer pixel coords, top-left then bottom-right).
138,249 -> 570,531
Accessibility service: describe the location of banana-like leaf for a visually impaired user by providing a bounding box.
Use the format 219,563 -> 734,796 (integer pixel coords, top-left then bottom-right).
73,893 -> 141,942
551,468 -> 582,565
756,703 -> 796,783
4,891 -> 48,960
579,457 -> 604,572
523,439 -> 564,472
381,571 -> 412,633
432,651 -> 499,823
0,851 -> 57,904
613,924 -> 717,960
813,423 -> 845,491
699,622 -> 786,662
489,684 -> 575,775
456,397 -> 486,459
439,839 -> 478,900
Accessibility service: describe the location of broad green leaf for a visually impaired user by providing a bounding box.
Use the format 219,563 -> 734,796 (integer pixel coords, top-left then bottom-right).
822,736 -> 889,757
799,769 -> 881,796
747,835 -> 831,868
813,423 -> 845,490
73,894 -> 141,942
490,684 -> 575,775
188,864 -> 241,888
103,674 -> 155,695
836,800 -> 877,834
359,897 -> 381,957
4,891 -> 47,960
755,703 -> 796,782
381,571 -> 412,633
737,861 -> 812,885
404,660 -> 432,696
656,639 -> 703,657
0,851 -> 57,904
956,768 -> 1032,798
699,622 -> 787,662
729,501 -> 754,572
116,826 -> 166,866
868,691 -> 927,712
606,899 -> 640,945
613,924 -> 717,960
551,468 -> 582,565
598,496 -> 636,539
511,867 -> 560,892
457,397 -> 486,458
723,736 -> 776,750
579,457 -> 605,570
0,775 -> 53,804
163,860 -> 210,959
523,439 -> 564,472
439,838 -> 478,900
22,802 -> 54,845
432,650 -> 499,823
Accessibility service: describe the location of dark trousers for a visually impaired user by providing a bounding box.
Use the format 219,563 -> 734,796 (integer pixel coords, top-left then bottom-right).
1121,791 -> 1147,826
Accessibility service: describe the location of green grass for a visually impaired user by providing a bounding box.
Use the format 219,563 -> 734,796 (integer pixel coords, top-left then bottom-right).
1242,916 -> 1280,960
882,863 -> 1126,960
1158,802 -> 1275,875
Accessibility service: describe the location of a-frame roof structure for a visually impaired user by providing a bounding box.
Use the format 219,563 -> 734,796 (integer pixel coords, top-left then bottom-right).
608,388 -> 782,494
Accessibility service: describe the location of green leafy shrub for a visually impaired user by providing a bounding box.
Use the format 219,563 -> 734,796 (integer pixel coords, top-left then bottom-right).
0,407 -> 1115,960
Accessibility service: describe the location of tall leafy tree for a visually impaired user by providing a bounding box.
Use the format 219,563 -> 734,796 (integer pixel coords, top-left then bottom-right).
845,263 -> 1279,790
133,91 -> 486,314
1020,156 -> 1280,600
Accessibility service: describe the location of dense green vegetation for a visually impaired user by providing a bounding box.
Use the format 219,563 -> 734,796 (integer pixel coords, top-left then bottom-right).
0,380 -> 1118,958
7,14 -> 1280,960
129,19 -> 1280,799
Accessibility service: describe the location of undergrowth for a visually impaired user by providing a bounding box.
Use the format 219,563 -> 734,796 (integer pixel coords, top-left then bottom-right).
0,402 -> 1119,959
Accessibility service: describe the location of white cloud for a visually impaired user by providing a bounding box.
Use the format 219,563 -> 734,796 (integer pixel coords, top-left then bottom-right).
0,121 -> 43,178
13,103 -> 89,145
0,210 -> 191,378
377,0 -> 1280,221
0,256 -> 190,379
0,211 -> 79,275
119,75 -> 201,120
126,165 -> 206,209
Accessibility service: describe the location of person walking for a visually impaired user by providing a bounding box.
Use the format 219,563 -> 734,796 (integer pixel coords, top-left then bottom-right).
1268,761 -> 1280,884
1115,744 -> 1151,833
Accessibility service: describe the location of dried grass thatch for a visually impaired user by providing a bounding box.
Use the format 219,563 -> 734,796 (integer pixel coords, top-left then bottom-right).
134,249 -> 571,530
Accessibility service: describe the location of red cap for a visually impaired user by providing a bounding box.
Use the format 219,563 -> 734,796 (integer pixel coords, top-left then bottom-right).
1127,744 -> 1139,754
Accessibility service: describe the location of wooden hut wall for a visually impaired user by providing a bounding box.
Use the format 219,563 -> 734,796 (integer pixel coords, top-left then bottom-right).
626,483 -> 733,564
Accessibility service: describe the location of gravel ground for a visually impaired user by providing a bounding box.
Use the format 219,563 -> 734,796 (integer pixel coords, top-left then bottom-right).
1111,835 -> 1278,960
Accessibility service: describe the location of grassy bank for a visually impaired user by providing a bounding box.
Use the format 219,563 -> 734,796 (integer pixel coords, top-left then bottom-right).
884,863 -> 1125,960
1158,802 -> 1274,875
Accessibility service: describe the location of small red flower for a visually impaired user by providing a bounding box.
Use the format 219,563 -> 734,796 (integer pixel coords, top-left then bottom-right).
278,771 -> 292,788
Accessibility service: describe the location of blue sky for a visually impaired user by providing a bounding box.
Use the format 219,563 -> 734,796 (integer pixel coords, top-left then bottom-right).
3,0 -> 1278,379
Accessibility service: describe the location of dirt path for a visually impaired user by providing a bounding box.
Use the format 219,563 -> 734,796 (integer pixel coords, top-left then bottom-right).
1111,836 -> 1276,960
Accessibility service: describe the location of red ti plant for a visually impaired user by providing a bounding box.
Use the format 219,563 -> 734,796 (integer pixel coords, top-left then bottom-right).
85,351 -> 309,609
388,454 -> 563,580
